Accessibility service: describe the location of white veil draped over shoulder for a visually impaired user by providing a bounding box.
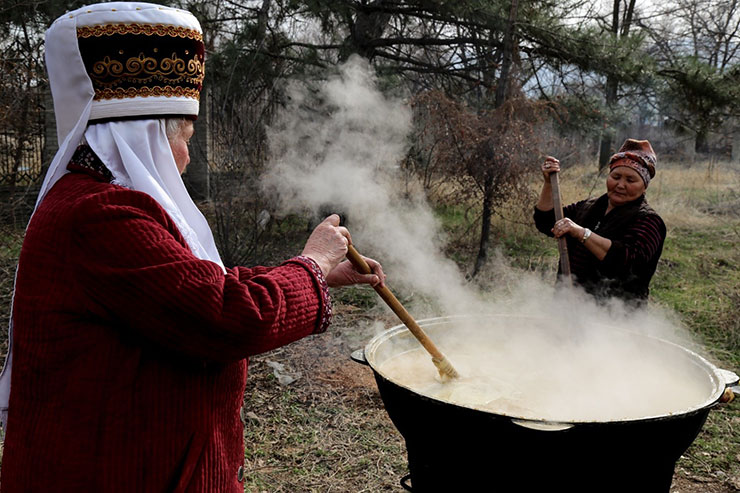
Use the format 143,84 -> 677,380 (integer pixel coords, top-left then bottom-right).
86,119 -> 225,265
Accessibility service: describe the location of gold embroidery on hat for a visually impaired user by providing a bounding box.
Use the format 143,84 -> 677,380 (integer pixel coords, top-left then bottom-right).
95,86 -> 201,101
90,53 -> 205,88
77,23 -> 202,41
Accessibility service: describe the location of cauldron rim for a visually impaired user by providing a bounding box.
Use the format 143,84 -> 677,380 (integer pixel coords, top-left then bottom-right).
362,314 -> 738,426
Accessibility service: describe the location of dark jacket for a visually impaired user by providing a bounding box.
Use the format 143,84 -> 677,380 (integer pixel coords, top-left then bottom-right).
534,194 -> 666,304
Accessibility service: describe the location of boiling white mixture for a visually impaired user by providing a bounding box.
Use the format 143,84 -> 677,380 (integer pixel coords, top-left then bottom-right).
377,333 -> 714,422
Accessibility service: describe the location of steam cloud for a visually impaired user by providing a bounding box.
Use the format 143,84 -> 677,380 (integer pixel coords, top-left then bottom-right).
263,55 -> 468,316
262,55 -> 690,346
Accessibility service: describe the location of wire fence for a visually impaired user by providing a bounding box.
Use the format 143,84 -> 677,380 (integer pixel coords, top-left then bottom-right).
0,85 -> 46,189
0,133 -> 44,188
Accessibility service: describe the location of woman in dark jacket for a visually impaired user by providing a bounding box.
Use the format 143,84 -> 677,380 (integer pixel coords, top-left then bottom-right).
534,139 -> 666,305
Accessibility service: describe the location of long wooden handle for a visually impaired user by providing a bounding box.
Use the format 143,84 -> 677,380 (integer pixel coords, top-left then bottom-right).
345,245 -> 459,378
549,172 -> 572,279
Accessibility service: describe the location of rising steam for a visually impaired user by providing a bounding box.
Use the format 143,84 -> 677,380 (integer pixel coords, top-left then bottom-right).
264,56 -> 681,336
263,55 -> 468,315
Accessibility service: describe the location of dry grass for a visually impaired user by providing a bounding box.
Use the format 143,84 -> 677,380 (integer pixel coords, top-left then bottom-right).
241,308 -> 409,492
648,160 -> 740,229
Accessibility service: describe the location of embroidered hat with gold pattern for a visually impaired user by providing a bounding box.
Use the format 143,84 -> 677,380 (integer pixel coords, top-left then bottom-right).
46,2 -> 203,131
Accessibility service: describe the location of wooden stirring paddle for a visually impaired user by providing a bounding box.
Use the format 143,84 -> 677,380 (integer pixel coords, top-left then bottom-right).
549,170 -> 572,282
345,244 -> 460,380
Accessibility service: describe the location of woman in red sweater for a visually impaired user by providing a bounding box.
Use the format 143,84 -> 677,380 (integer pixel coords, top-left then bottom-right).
0,3 -> 383,491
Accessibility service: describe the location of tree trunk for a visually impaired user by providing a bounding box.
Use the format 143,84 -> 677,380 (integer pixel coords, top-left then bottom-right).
494,0 -> 519,107
732,129 -> 740,163
472,0 -> 518,278
598,0 -> 636,169
340,0 -> 392,61
256,0 -> 271,41
473,173 -> 495,277
695,127 -> 709,154
598,77 -> 619,168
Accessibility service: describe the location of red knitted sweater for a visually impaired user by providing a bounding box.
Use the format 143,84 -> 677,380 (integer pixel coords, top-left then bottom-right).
1,166 -> 329,492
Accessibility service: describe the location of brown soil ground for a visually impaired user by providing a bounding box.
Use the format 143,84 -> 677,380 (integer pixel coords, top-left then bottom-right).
241,305 -> 739,492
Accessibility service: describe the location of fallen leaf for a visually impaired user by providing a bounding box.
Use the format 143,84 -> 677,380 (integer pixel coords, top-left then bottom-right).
266,360 -> 302,385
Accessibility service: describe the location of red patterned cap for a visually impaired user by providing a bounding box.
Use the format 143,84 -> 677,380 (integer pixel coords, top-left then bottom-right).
608,139 -> 657,186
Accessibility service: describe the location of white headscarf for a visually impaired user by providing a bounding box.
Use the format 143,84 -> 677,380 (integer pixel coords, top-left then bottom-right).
0,2 -> 223,433
86,119 -> 224,265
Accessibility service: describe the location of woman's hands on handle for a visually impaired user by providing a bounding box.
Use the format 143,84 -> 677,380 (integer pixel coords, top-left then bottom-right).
326,259 -> 385,288
551,217 -> 585,240
301,214 -> 385,288
536,156 -> 561,212
302,214 -> 350,276
541,156 -> 561,181
535,156 -> 612,261
551,217 -> 612,261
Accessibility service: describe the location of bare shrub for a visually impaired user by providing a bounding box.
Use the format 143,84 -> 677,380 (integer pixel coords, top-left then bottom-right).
409,90 -> 552,275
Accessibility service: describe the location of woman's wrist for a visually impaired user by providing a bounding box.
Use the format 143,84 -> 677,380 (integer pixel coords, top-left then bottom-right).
299,252 -> 331,277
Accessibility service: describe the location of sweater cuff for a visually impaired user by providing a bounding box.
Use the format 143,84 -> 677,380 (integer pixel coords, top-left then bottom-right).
285,256 -> 332,333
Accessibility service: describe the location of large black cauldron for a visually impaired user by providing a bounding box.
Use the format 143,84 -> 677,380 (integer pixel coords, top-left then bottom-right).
352,315 -> 738,492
